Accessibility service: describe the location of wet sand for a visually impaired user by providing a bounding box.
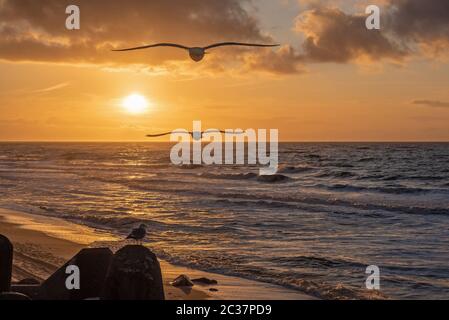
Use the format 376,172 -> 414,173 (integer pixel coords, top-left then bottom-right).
0,208 -> 314,300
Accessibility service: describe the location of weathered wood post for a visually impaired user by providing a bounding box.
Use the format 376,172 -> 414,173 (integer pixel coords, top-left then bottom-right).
0,234 -> 13,293
102,245 -> 165,300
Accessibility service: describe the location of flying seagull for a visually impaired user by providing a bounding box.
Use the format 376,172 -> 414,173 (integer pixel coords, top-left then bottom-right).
147,130 -> 244,141
112,42 -> 280,62
126,224 -> 147,245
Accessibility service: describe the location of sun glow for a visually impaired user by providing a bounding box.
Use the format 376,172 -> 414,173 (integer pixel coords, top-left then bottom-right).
122,93 -> 149,114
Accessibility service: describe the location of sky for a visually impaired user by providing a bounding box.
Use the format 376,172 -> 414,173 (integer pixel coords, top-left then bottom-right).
0,0 -> 448,142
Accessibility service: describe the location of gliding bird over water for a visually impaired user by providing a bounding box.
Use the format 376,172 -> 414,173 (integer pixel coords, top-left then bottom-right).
112,42 -> 280,62
147,130 -> 244,141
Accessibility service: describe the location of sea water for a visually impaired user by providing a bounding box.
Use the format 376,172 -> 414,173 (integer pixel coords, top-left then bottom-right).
0,142 -> 448,299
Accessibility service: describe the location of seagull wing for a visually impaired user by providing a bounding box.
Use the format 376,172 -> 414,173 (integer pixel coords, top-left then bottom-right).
146,132 -> 173,138
126,228 -> 138,239
146,131 -> 193,138
203,130 -> 245,135
221,130 -> 245,135
126,227 -> 146,239
112,43 -> 189,52
204,42 -> 280,50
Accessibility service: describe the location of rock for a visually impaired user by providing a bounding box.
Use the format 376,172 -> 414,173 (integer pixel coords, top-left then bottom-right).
171,274 -> 194,287
39,248 -> 113,300
0,292 -> 31,300
0,234 -> 13,293
102,245 -> 165,300
209,288 -> 219,292
17,278 -> 40,285
257,174 -> 290,183
10,284 -> 40,300
192,277 -> 218,285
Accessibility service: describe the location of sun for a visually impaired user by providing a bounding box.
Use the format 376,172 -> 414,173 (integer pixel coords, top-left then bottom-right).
122,93 -> 149,114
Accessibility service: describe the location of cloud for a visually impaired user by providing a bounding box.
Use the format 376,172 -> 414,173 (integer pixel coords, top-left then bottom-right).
293,0 -> 449,64
242,45 -> 305,74
0,0 -> 278,73
387,0 -> 449,57
388,0 -> 449,41
1,0 -> 448,75
31,82 -> 70,94
295,6 -> 407,63
413,100 -> 449,108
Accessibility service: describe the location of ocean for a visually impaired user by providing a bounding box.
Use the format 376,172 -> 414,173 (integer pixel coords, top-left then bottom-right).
0,142 -> 448,299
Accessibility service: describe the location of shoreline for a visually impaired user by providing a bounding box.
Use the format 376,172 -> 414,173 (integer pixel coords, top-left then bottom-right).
0,208 -> 314,300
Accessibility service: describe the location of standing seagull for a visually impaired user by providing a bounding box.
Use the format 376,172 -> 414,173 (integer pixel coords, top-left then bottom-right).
126,224 -> 147,245
112,42 -> 279,62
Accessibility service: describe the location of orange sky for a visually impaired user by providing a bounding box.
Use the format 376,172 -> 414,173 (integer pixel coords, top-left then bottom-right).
0,0 -> 448,141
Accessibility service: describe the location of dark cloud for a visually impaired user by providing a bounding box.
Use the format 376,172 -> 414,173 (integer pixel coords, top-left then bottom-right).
0,0 -> 274,69
293,0 -> 449,64
243,45 -> 305,75
387,0 -> 449,56
295,6 -> 407,63
1,0 -> 449,74
413,100 -> 449,108
388,0 -> 449,41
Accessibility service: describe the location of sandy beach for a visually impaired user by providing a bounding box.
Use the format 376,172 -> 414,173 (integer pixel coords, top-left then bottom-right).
0,208 -> 314,300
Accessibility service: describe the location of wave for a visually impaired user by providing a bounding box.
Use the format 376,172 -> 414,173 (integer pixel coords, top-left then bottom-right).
257,174 -> 291,183
357,157 -> 376,162
381,175 -> 402,181
177,164 -> 204,170
199,172 -> 258,181
317,171 -> 356,178
331,163 -> 355,168
357,174 -> 388,180
32,207 -> 222,236
198,172 -> 293,183
278,165 -> 314,174
76,171 -> 449,217
270,255 -> 367,269
155,249 -> 386,300
325,183 -> 444,195
192,190 -> 449,217
60,171 -> 449,217
407,175 -> 446,181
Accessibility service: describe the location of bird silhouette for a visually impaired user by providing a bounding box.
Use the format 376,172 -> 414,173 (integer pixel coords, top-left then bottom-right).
126,224 -> 147,245
147,130 -> 244,141
112,42 -> 279,62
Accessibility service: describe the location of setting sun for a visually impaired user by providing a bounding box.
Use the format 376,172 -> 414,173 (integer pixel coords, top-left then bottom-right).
122,93 -> 149,114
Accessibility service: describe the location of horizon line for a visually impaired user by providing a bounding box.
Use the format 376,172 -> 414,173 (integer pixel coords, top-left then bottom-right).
0,140 -> 448,143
